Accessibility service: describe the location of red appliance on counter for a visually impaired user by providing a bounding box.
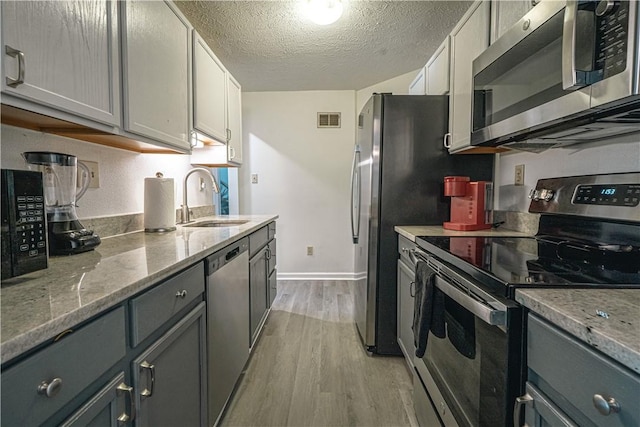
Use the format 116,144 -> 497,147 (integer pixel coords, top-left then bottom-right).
443,176 -> 493,231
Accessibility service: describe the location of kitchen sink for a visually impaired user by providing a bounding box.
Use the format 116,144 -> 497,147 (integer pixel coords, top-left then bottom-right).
183,219 -> 250,228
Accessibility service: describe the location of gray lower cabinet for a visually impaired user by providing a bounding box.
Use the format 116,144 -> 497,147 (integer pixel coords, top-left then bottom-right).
1,262 -> 207,427
249,245 -> 269,346
60,372 -> 132,427
397,235 -> 417,367
133,302 -> 207,427
0,307 -> 126,426
521,314 -> 640,427
248,222 -> 277,347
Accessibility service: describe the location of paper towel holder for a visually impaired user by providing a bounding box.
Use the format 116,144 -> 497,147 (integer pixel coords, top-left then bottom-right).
144,171 -> 177,233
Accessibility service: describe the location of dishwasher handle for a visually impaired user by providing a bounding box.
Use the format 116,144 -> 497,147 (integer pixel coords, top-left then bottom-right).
206,237 -> 249,275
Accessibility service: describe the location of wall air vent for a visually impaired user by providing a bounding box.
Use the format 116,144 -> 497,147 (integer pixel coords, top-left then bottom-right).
317,112 -> 341,128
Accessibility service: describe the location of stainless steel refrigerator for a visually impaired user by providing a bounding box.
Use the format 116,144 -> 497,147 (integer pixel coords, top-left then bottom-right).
350,94 -> 493,355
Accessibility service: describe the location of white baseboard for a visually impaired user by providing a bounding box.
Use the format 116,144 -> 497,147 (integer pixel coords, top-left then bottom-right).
277,272 -> 358,281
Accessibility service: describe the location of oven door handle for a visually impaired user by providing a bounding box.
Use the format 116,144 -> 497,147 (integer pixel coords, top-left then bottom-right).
410,248 -> 508,328
434,275 -> 507,327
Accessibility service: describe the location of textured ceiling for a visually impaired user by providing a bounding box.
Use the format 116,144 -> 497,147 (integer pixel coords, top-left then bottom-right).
175,1 -> 472,92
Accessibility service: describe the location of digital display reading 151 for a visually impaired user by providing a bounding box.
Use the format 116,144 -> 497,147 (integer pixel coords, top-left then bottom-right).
574,184 -> 639,207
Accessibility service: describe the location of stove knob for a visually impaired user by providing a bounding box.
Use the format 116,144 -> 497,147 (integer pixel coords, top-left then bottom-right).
528,189 -> 541,201
540,189 -> 555,201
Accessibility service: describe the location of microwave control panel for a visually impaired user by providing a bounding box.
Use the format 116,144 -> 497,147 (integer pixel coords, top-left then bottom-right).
594,0 -> 629,79
1,169 -> 48,279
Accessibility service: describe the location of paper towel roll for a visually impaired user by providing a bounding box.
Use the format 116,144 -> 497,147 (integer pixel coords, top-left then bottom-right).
144,175 -> 176,232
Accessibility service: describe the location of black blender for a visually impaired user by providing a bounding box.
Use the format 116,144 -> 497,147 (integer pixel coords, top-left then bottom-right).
23,152 -> 101,255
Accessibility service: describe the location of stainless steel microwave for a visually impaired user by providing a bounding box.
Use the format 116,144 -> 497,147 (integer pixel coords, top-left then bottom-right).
471,0 -> 640,151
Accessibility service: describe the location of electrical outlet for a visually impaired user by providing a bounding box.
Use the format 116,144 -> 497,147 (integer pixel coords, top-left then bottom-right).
306,246 -> 314,256
251,173 -> 258,184
514,164 -> 525,186
80,160 -> 100,188
199,177 -> 206,191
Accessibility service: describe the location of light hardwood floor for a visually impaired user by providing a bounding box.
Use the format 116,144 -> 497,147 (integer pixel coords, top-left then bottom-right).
220,280 -> 419,427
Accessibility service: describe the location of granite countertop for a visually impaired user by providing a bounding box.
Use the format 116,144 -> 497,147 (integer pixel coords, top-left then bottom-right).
516,289 -> 640,374
395,225 -> 531,241
0,215 -> 278,365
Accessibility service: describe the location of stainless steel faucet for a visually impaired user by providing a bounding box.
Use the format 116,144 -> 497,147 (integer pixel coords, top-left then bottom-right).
180,167 -> 220,224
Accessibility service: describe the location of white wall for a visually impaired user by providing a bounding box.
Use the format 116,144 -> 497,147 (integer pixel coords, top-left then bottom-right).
356,69 -> 418,114
496,138 -> 640,212
0,125 -> 214,219
239,91 -> 356,279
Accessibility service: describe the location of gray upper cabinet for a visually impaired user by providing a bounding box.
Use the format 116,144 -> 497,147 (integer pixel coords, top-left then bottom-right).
408,67 -> 427,95
193,31 -> 227,144
490,0 -> 534,44
226,73 -> 243,165
133,303 -> 207,427
447,0 -> 490,153
121,0 -> 192,151
1,0 -> 121,126
426,37 -> 450,96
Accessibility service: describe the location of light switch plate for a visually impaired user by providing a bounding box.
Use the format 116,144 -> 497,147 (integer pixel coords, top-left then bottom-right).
515,164 -> 525,186
80,160 -> 100,188
251,173 -> 258,184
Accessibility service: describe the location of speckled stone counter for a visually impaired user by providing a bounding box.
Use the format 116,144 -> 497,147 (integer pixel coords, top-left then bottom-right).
1,215 -> 277,365
516,289 -> 640,374
394,225 -> 531,241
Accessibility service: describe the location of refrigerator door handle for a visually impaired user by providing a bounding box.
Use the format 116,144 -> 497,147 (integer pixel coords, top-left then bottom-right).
350,147 -> 361,244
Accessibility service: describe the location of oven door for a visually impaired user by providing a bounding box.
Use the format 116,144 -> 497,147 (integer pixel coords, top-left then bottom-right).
412,254 -> 523,427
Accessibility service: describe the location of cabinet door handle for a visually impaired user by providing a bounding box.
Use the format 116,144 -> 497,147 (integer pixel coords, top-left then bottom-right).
443,132 -> 452,149
5,45 -> 25,87
117,382 -> 136,423
265,247 -> 272,260
175,290 -> 188,299
140,361 -> 156,398
37,377 -> 62,397
226,128 -> 232,142
593,394 -> 621,416
409,281 -> 416,298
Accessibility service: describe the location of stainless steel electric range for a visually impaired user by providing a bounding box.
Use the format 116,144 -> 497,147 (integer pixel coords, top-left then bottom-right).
410,173 -> 640,427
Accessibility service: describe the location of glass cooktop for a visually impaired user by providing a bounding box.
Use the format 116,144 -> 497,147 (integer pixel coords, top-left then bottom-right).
415,236 -> 640,298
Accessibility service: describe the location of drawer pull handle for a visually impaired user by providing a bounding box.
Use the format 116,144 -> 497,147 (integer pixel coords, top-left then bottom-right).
37,377 -> 62,397
593,394 -> 620,416
513,393 -> 533,427
140,361 -> 156,398
117,382 -> 136,422
175,290 -> 188,299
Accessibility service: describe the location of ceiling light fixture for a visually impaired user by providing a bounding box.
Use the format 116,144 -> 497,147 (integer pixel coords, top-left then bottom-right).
303,0 -> 343,25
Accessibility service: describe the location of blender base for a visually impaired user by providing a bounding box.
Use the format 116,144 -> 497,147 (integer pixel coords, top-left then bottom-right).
48,220 -> 101,255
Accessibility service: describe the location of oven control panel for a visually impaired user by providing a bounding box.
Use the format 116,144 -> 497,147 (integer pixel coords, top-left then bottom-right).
529,173 -> 640,222
573,183 -> 640,207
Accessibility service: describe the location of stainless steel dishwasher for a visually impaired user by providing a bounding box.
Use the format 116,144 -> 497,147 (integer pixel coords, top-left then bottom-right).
206,237 -> 249,426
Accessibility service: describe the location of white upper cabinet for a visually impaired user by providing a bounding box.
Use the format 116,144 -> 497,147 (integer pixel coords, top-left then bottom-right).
121,0 -> 192,151
408,67 -> 427,95
426,37 -> 450,95
447,0 -> 490,153
491,0 -> 534,44
226,73 -> 243,165
1,0 -> 121,126
193,31 -> 227,144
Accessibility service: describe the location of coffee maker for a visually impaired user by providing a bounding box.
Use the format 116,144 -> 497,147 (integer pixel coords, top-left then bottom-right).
23,152 -> 101,255
443,176 -> 493,231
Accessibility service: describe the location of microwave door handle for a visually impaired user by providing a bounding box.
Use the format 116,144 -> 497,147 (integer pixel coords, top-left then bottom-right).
562,0 -> 587,90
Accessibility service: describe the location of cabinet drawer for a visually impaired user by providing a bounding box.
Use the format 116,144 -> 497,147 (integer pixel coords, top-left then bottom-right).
249,226 -> 269,258
528,314 -> 640,427
130,262 -> 205,347
1,307 -> 126,427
